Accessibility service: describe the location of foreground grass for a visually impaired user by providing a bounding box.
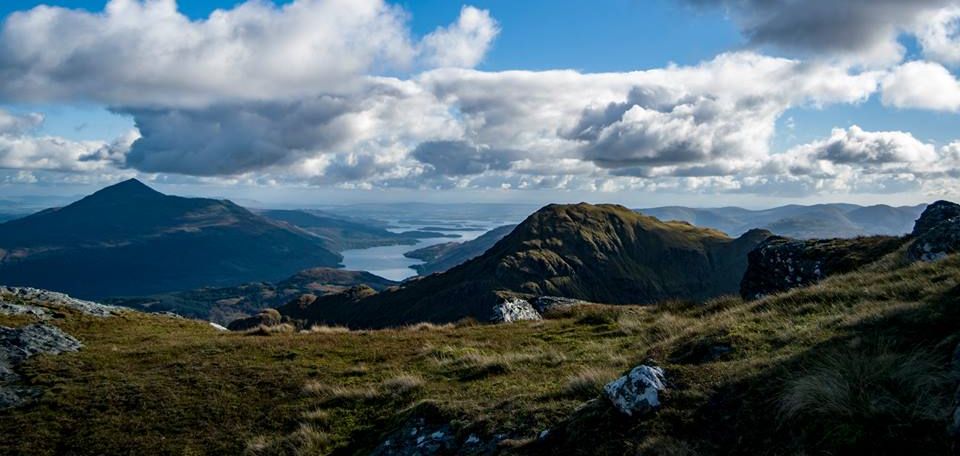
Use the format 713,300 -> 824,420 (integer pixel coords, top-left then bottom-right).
1,252 -> 959,455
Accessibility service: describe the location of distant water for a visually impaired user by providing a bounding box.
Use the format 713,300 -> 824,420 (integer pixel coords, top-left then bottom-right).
339,223 -> 492,281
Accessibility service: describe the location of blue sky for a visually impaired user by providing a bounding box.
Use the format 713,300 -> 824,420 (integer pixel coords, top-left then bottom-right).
0,0 -> 958,207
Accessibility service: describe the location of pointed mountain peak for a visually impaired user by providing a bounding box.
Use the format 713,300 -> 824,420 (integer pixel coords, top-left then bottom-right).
90,178 -> 164,199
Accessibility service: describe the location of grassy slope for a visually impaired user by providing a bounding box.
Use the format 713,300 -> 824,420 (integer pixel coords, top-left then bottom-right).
1,251 -> 959,455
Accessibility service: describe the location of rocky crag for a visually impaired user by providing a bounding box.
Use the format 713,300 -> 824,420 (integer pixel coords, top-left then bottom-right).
741,200 -> 960,299
0,287 -> 121,408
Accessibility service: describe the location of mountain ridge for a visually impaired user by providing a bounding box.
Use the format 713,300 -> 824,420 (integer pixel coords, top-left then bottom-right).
638,203 -> 925,239
279,203 -> 774,328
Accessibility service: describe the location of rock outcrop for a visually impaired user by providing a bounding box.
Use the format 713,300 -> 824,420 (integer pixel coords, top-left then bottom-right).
604,364 -> 666,417
906,201 -> 960,262
226,308 -> 285,331
0,287 -> 115,408
0,302 -> 50,319
1,324 -> 83,408
911,200 -> 960,237
0,286 -> 120,317
490,297 -> 541,323
532,296 -> 588,314
370,418 -> 457,456
740,236 -> 904,300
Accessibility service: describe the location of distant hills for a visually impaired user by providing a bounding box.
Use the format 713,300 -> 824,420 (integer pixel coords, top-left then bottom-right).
638,203 -> 925,239
281,203 -> 773,328
0,179 -> 342,298
404,224 -> 516,275
260,209 -> 457,252
107,267 -> 397,325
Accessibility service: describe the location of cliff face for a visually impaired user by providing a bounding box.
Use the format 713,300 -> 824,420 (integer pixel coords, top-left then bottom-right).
739,236 -> 905,300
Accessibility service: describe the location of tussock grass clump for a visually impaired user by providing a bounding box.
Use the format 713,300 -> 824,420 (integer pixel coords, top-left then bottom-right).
302,382 -> 379,402
562,367 -> 618,399
244,423 -> 332,456
402,322 -> 454,331
245,323 -> 296,336
380,374 -> 425,396
301,408 -> 331,424
427,345 -> 567,380
303,325 -> 351,334
302,374 -> 423,403
779,343 -> 954,451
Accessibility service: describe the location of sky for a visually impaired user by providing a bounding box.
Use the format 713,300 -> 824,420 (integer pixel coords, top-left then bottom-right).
0,0 -> 959,208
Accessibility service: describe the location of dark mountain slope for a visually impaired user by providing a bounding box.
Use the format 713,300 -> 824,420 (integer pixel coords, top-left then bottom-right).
0,179 -> 341,298
282,203 -> 773,328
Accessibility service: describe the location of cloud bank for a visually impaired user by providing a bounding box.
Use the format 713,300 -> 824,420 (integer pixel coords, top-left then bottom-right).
0,0 -> 958,199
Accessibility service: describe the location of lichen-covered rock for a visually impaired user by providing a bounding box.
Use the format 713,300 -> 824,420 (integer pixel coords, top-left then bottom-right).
532,296 -> 587,314
1,324 -> 83,363
740,236 -> 904,300
0,286 -> 120,317
370,418 -> 456,456
603,364 -> 666,417
0,301 -> 50,319
0,324 -> 83,408
911,200 -> 960,237
907,216 -> 960,262
490,297 -> 541,323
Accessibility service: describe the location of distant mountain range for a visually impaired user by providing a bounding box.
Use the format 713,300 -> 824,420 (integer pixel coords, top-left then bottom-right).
0,179 -> 342,298
638,203 -> 925,239
107,267 -> 397,325
404,224 -> 516,275
281,203 -> 773,328
259,209 -> 458,252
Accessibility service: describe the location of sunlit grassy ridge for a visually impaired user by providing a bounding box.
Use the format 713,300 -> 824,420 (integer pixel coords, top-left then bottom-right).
1,251 -> 958,455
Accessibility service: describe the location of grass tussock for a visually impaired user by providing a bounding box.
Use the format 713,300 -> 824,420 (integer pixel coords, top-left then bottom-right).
245,323 -> 296,336
302,382 -> 379,402
302,325 -> 351,334
562,367 -> 619,399
427,344 -> 567,380
380,374 -> 425,396
302,373 -> 424,404
402,322 -> 455,331
779,343 -> 954,450
244,423 -> 332,456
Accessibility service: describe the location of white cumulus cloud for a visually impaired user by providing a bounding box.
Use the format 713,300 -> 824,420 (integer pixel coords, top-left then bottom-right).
881,60 -> 960,111
421,6 -> 499,68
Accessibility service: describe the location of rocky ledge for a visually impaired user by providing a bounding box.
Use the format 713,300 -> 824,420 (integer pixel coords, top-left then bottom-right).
907,200 -> 960,262
0,286 -> 121,317
739,236 -> 904,300
0,286 -> 121,409
0,324 -> 83,408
